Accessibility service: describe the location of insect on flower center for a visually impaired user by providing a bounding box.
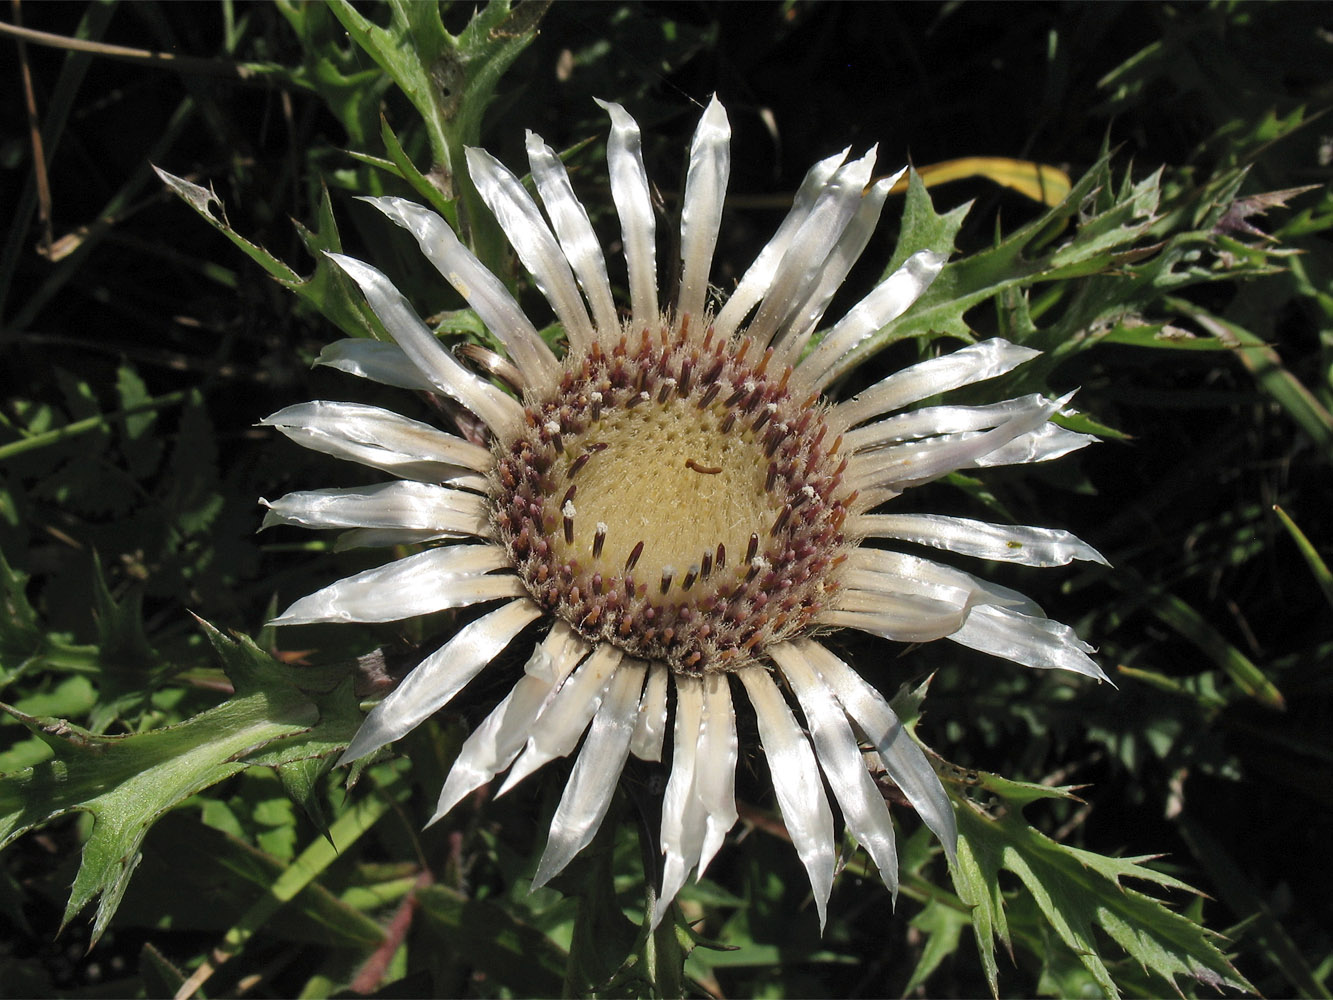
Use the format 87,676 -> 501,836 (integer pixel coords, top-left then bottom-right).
492,322 -> 853,675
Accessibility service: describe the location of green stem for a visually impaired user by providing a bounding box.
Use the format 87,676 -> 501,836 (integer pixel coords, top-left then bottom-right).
631,791 -> 684,1000
0,389 -> 191,461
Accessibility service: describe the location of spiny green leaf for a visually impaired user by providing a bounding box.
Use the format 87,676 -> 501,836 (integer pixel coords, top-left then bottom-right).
889,672 -> 936,733
948,805 -> 1010,993
1048,168 -> 1162,275
886,167 -> 974,272
324,0 -> 546,267
373,114 -> 459,224
323,0 -> 455,165
0,549 -> 100,693
90,553 -> 154,673
274,0 -> 387,150
288,183 -> 394,343
1052,406 -> 1131,441
240,664 -> 362,837
0,617 -> 357,945
947,771 -> 1254,999
846,152 -> 1154,376
970,768 -> 1085,809
153,167 -> 300,283
153,168 -> 382,342
197,619 -> 363,793
0,549 -> 41,668
905,895 -> 973,995
86,554 -> 160,734
0,695 -> 313,944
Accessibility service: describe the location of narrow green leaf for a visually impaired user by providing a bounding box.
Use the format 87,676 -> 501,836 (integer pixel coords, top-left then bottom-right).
153,168 -> 382,341
1149,591 -> 1284,710
1274,505 -> 1333,611
1100,321 -> 1232,350
118,811 -> 385,950
1107,570 -> 1285,710
376,114 -> 459,224
213,777 -> 402,959
1117,666 -> 1229,712
1176,302 -> 1333,452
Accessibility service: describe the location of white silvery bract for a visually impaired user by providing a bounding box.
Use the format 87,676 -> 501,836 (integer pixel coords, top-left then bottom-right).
262,96 -> 1108,929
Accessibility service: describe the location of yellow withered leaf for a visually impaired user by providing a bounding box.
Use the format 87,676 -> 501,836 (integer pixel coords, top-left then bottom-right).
888,157 -> 1072,207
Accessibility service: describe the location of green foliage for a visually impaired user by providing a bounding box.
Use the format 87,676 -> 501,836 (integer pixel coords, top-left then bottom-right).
0,620 -> 359,945
0,551 -> 98,697
947,771 -> 1251,998
152,169 -> 387,343
2,2 -> 1331,997
851,146 -> 1298,387
321,0 -> 545,269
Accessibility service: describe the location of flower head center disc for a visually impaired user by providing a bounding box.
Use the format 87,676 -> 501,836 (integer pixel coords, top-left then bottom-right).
493,323 -> 852,675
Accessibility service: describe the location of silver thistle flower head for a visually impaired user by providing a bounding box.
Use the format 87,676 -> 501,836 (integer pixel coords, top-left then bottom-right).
261,96 -> 1108,928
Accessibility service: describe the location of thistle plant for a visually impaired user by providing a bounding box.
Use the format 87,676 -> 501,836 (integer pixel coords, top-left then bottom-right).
2,3 -> 1329,998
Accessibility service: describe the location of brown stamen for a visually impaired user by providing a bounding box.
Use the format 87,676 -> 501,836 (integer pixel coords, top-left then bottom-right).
686,458 -> 723,475
568,452 -> 592,478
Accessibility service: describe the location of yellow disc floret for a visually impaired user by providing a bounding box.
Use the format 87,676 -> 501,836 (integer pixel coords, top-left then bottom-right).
492,322 -> 852,674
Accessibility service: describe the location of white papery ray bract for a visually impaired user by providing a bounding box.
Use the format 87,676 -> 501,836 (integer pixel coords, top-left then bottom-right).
263,96 -> 1108,929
